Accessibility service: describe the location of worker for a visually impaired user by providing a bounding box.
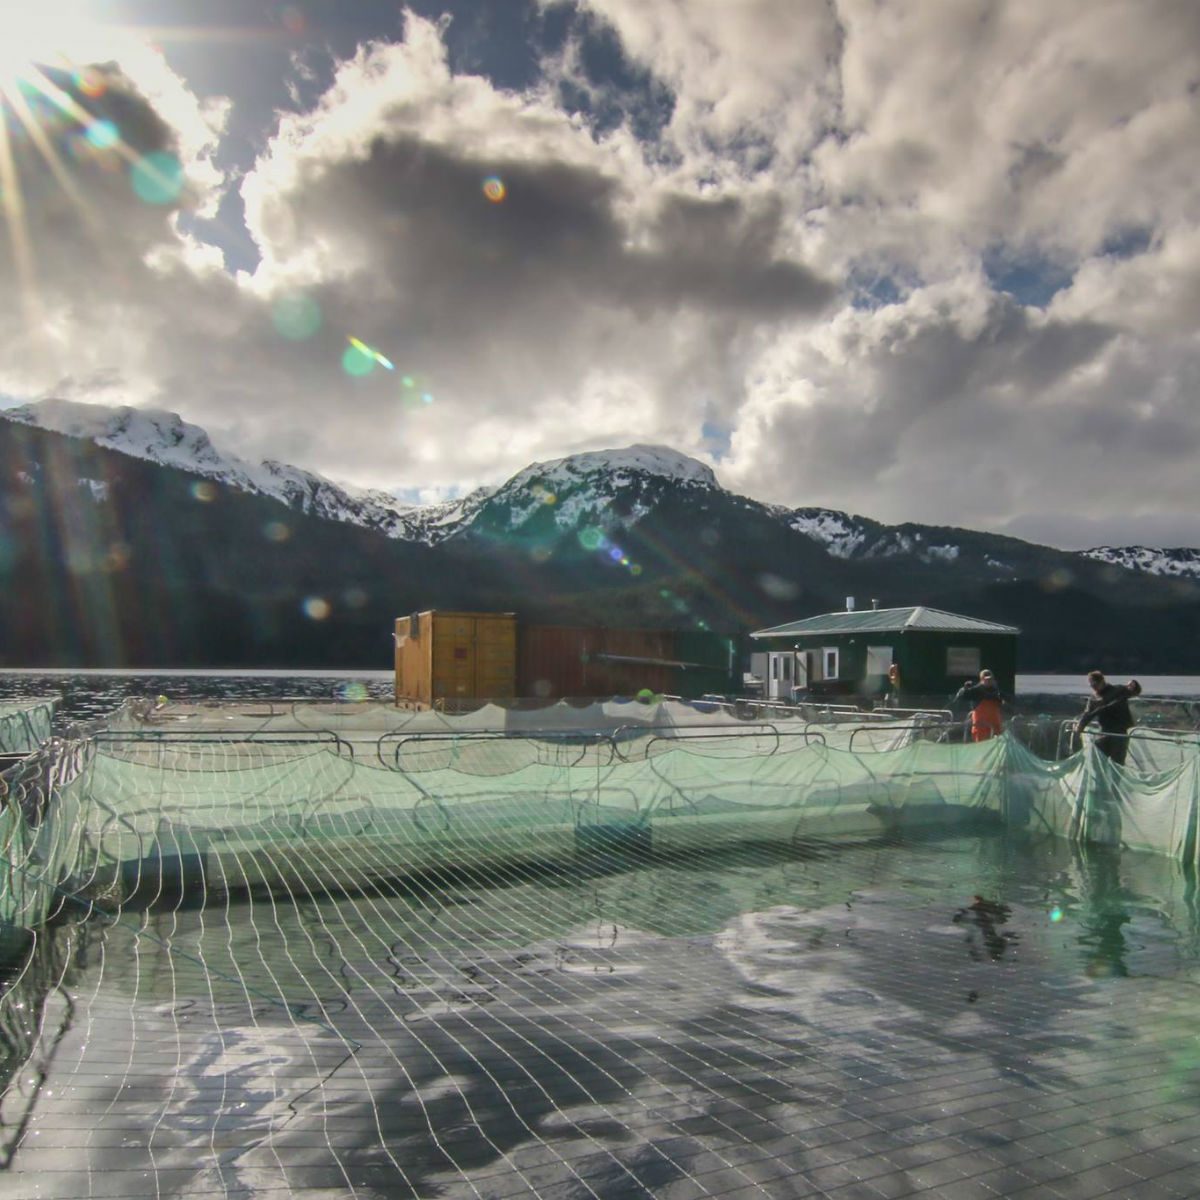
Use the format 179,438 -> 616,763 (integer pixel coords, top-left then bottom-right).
886,662 -> 901,708
953,669 -> 1005,742
1075,672 -> 1142,766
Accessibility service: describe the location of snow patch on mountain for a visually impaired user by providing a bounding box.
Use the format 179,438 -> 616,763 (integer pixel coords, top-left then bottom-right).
866,533 -> 914,558
789,509 -> 869,558
506,445 -> 717,495
79,478 -> 109,501
1081,546 -> 1200,580
2,398 -> 487,544
489,445 -> 718,533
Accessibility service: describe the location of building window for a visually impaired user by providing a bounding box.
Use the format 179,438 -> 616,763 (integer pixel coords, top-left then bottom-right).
823,647 -> 839,679
946,646 -> 981,676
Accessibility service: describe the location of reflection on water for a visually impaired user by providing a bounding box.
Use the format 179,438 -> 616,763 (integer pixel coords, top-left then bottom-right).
3,830 -> 1200,1196
952,895 -> 1017,962
0,670 -> 395,729
0,921 -> 89,1167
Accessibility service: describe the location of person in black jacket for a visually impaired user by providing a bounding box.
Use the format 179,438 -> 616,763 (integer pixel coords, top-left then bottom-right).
953,670 -> 1005,741
1075,671 -> 1142,765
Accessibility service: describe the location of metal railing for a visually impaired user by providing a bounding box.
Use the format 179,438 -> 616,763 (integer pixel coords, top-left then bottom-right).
93,728 -> 358,761
377,728 -> 617,772
847,723 -> 955,754
1053,721 -> 1200,761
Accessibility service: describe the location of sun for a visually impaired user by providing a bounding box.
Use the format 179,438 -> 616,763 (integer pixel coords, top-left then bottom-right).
0,3 -> 113,91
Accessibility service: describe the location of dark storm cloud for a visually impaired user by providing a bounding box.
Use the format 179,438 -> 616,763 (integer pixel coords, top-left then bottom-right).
2,63 -> 186,259
265,132 -> 832,326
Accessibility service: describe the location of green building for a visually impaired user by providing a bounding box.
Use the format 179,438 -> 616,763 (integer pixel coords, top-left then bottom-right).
751,603 -> 1019,702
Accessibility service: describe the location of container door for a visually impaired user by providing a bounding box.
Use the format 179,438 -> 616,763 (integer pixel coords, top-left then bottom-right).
432,614 -> 478,701
474,616 -> 517,699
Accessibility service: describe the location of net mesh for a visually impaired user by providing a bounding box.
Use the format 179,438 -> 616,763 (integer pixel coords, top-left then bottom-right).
2,704 -> 1200,1198
0,699 -> 55,755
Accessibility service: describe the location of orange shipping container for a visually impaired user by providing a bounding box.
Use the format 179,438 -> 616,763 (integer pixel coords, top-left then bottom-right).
517,625 -> 679,699
394,611 -> 517,707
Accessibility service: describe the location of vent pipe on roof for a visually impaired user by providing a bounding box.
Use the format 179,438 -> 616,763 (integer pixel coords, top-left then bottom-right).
845,596 -> 855,612
871,598 -> 879,610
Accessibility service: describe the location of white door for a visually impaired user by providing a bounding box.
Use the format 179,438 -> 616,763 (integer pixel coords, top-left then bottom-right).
767,651 -> 794,699
866,645 -> 893,690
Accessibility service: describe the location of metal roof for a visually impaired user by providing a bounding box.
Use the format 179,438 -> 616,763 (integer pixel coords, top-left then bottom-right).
751,606 -> 1020,638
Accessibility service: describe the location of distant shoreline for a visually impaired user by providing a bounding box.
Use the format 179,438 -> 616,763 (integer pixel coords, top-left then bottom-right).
2,668 -> 1200,698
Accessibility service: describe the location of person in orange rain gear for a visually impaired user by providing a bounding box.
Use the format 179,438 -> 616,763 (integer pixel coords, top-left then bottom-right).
953,669 -> 1005,742
886,662 -> 902,707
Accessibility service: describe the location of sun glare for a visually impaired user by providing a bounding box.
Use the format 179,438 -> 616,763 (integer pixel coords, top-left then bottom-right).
0,4 -> 109,89
0,2 -> 135,326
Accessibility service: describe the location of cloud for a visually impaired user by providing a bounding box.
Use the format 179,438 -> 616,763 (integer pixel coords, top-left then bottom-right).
173,17 -> 833,486
0,3 -> 1198,549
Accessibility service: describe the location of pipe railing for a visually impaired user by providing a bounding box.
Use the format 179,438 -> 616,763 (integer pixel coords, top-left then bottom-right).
1053,721 -> 1200,761
378,728 -> 617,772
93,728 -> 358,761
847,723 -> 954,754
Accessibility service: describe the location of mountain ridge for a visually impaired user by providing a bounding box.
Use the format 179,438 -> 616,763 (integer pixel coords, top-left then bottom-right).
2,410 -> 1199,671
5,399 -> 1194,575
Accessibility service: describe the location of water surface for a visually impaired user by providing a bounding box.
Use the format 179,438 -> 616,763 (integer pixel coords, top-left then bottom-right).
4,830 -> 1200,1198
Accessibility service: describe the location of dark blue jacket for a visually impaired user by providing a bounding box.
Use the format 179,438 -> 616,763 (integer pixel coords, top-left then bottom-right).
1077,684 -> 1136,735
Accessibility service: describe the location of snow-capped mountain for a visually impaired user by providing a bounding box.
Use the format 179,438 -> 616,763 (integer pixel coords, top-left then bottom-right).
466,444 -> 719,538
5,400 -> 1197,587
4,398 -> 1200,672
2,399 -> 483,544
1080,545 -> 1200,580
2,400 -> 723,545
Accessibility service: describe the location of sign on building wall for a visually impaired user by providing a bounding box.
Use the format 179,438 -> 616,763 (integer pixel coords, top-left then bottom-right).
946,646 -> 981,676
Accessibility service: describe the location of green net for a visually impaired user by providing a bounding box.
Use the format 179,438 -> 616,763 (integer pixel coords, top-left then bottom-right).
2,714 -> 1200,1197
15,724 -> 1191,915
0,699 -> 55,755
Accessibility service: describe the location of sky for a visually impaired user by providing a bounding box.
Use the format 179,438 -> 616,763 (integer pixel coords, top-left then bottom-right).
0,0 -> 1198,549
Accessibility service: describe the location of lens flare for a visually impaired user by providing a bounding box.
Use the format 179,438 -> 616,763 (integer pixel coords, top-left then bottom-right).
272,293 -> 321,340
280,5 -> 307,35
130,151 -> 184,205
482,175 -> 506,203
263,520 -> 291,543
190,481 -> 216,502
342,342 -> 376,377
72,68 -> 107,99
345,335 -> 394,373
303,596 -> 331,621
1049,907 -> 1064,922
85,119 -> 118,150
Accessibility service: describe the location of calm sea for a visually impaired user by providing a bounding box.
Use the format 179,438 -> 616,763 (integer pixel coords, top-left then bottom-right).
0,668 -> 395,726
1,669 -> 1199,727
